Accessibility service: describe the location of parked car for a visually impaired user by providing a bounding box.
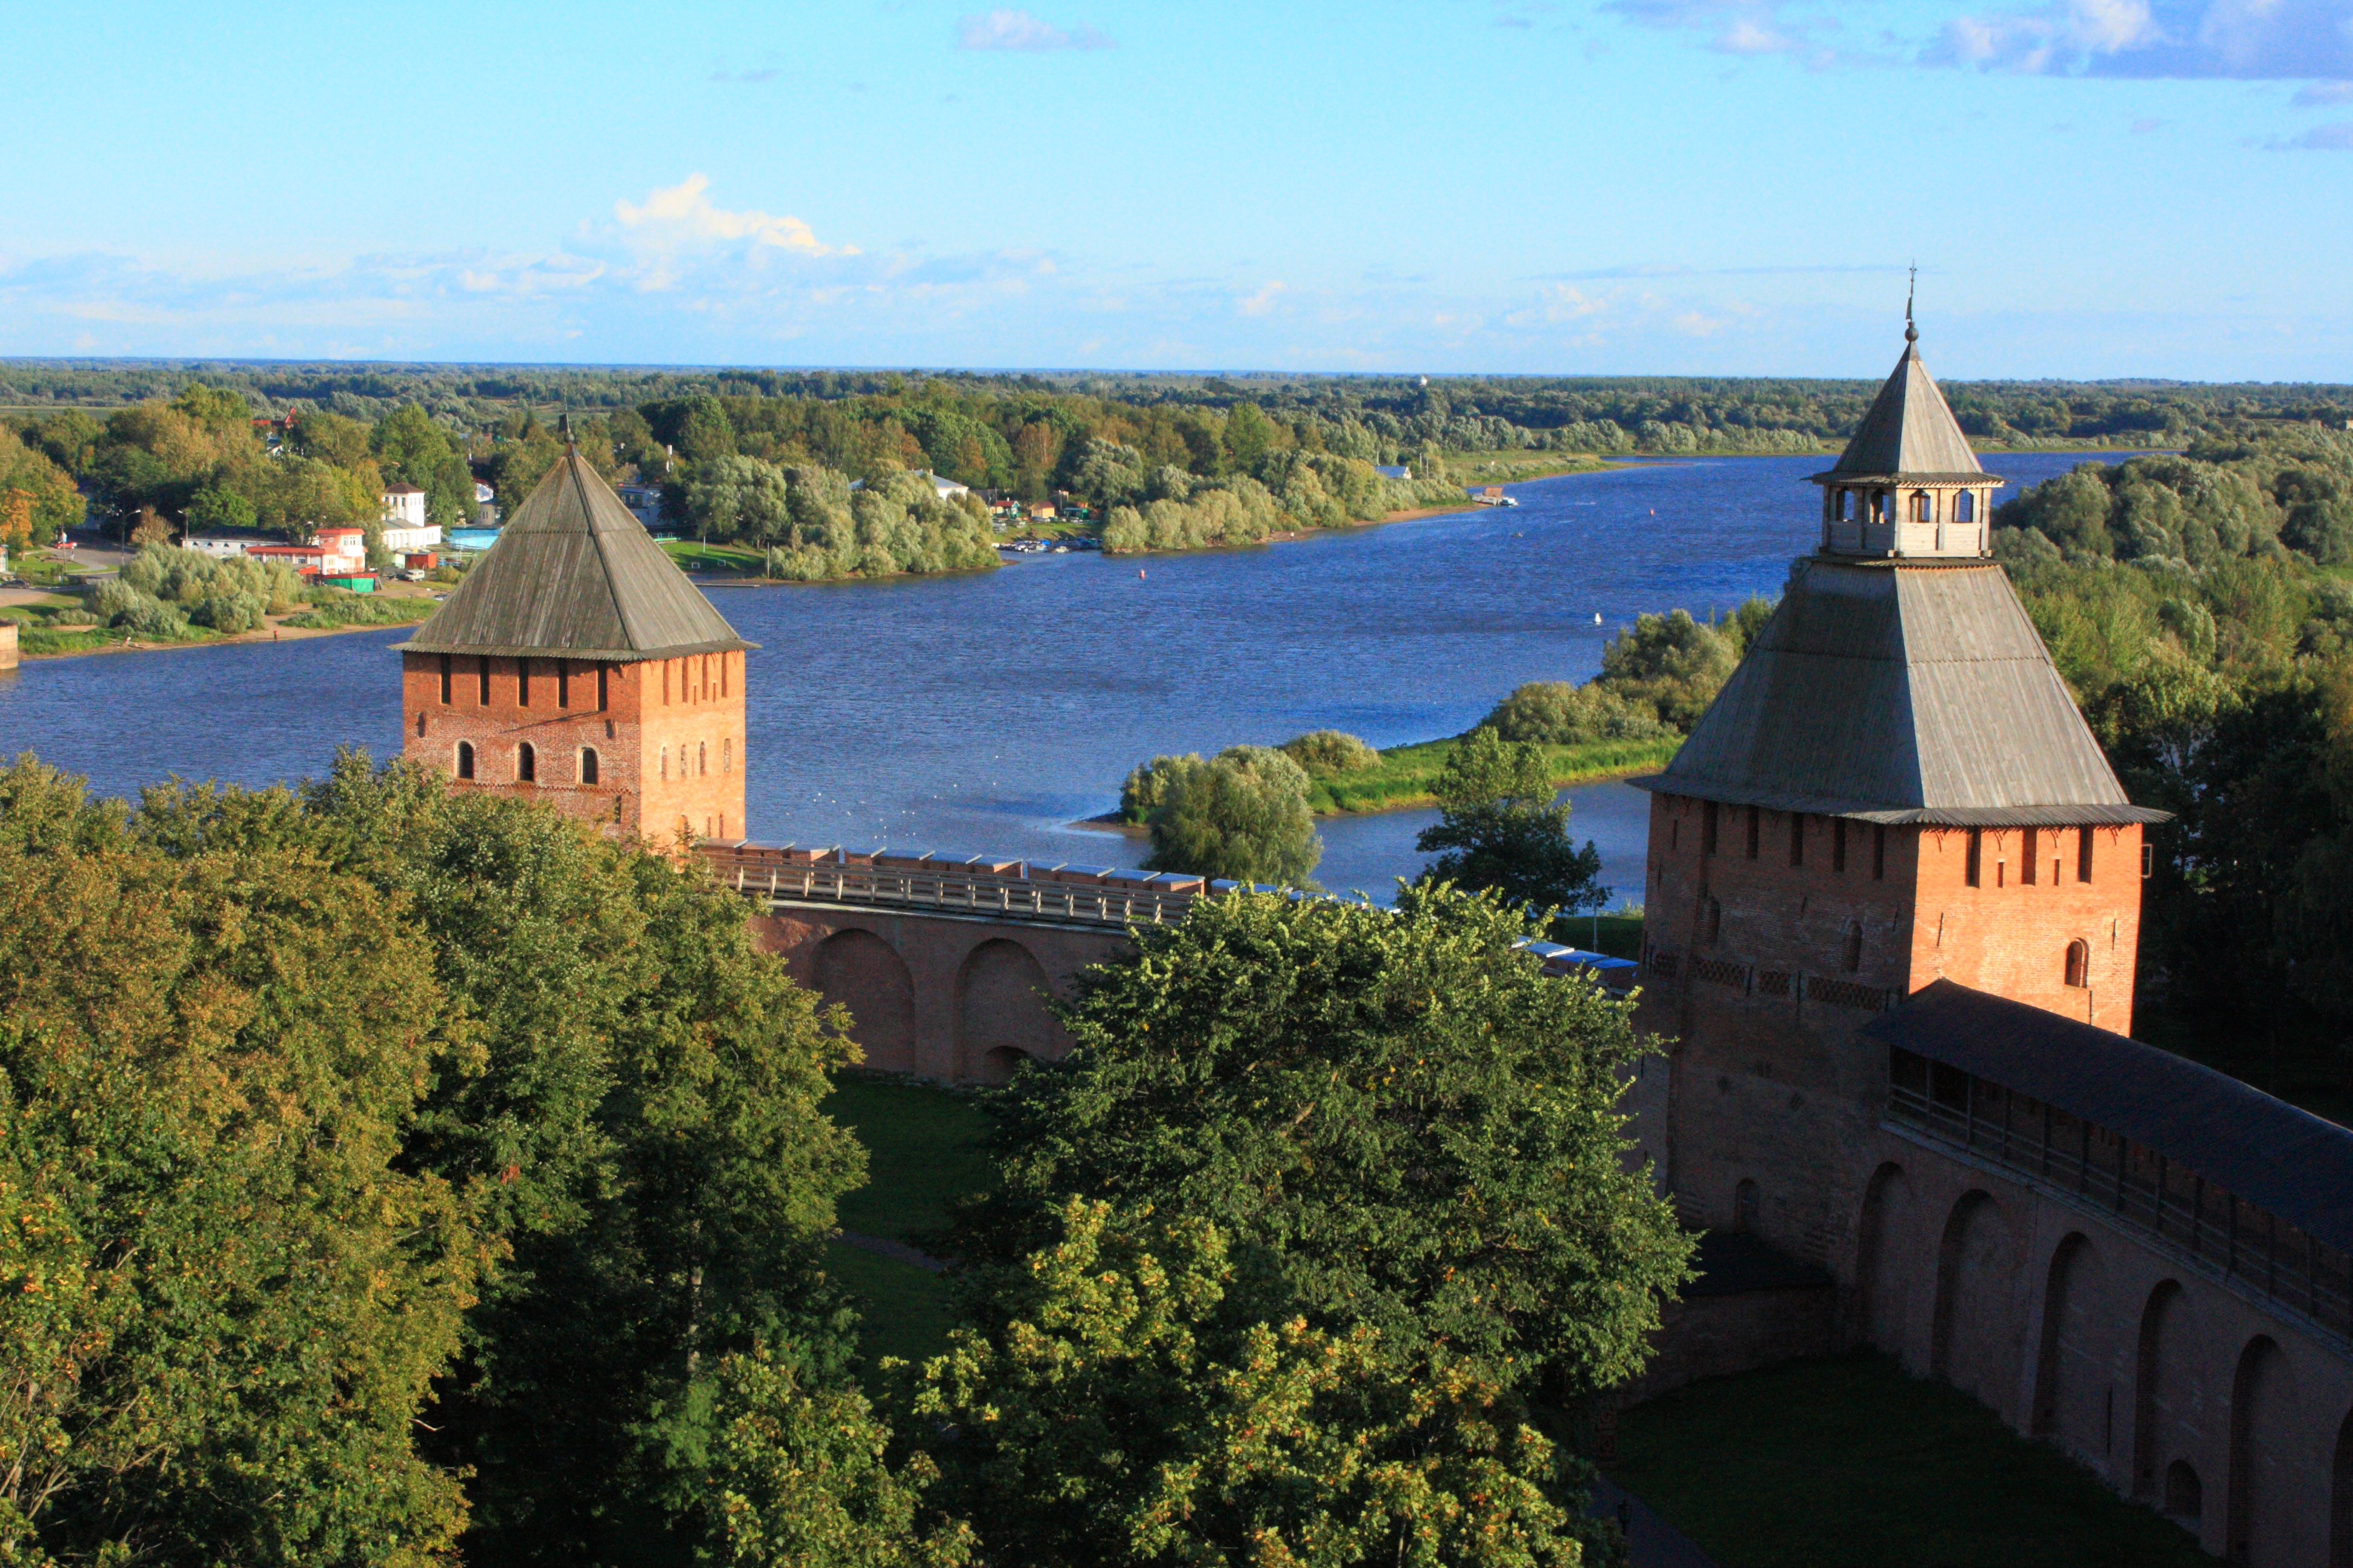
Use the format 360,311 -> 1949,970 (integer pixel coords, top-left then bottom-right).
400,568 -> 427,582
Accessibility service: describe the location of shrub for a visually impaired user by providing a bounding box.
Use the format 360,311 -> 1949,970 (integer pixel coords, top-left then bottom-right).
1118,753 -> 1200,823
1481,682 -> 1671,745
1277,729 -> 1380,777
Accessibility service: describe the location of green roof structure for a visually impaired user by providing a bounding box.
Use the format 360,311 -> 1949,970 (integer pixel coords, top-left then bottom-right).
395,448 -> 752,663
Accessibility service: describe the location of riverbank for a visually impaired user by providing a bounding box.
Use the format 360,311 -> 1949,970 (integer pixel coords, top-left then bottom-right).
2,595 -> 437,660
1306,732 -> 1680,814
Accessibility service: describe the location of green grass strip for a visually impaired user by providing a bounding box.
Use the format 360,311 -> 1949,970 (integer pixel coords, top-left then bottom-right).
1306,734 -> 1681,816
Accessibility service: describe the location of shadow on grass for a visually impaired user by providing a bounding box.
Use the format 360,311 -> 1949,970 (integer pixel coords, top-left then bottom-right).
822,1074 -> 995,1367
1608,1354 -> 2209,1568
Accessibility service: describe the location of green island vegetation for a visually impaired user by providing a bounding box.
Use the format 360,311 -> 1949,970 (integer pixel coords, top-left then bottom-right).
0,752 -> 1687,1568
1608,1355 -> 2214,1568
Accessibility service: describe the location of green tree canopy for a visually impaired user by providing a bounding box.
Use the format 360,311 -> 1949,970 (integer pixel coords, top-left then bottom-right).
1138,745 -> 1321,885
1415,727 -> 1604,921
969,884 -> 1692,1398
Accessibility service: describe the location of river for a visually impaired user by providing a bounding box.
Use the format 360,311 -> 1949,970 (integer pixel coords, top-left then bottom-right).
0,451 -> 2131,906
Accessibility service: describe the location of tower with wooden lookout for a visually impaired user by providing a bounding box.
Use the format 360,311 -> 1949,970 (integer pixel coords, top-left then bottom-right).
1626,318 -> 2171,1249
395,446 -> 754,845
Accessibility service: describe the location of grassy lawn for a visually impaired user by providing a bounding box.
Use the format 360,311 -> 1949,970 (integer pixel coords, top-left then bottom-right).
279,594 -> 437,630
1608,1355 -> 2209,1568
660,539 -> 766,574
1306,734 -> 1681,815
822,1075 -> 995,1368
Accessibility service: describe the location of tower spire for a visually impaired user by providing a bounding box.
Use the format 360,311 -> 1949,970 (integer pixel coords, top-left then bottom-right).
1905,263 -> 1917,345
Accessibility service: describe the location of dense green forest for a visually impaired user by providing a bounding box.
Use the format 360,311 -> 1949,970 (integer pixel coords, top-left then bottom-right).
0,753 -> 1675,1567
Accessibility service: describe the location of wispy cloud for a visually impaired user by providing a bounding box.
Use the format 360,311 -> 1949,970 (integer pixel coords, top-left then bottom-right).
2266,118 -> 2353,147
1925,0 -> 2353,79
1237,280 -> 1286,316
954,9 -> 1115,50
1602,0 -> 1841,62
2294,80 -> 2353,104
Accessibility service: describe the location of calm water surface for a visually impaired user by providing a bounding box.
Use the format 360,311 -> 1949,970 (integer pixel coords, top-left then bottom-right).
0,452 -> 2128,904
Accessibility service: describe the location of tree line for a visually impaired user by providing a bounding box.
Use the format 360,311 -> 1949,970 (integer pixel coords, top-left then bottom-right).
0,749 -> 1688,1567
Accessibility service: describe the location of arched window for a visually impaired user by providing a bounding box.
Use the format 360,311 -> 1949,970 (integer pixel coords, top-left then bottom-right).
580,748 -> 600,786
660,745 -> 669,781
723,738 -> 732,775
1843,921 -> 1863,973
699,741 -> 708,776
517,743 -> 536,783
1838,490 -> 1854,523
2065,939 -> 2089,988
1956,490 -> 1976,523
415,712 -> 426,738
1704,895 -> 1723,944
455,741 -> 474,781
1734,1179 -> 1759,1232
1911,492 -> 1932,523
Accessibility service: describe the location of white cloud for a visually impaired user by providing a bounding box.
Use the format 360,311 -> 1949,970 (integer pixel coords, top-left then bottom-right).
1927,0 -> 2353,78
1238,280 -> 1287,316
612,174 -> 853,259
954,10 -> 1115,50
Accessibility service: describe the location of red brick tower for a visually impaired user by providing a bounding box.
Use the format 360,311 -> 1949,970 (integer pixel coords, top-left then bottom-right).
395,445 -> 754,846
1623,315 -> 2168,1260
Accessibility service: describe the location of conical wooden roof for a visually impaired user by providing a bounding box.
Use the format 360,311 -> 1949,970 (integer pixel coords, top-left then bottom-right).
1634,558 -> 2166,827
396,449 -> 751,662
1820,334 -> 1983,481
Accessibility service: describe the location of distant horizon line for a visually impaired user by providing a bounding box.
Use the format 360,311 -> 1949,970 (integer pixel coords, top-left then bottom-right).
1,354 -> 2342,392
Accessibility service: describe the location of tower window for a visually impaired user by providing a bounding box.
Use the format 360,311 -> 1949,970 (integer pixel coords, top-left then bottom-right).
2065,939 -> 2089,988
663,660 -> 672,706
455,741 -> 474,781
721,655 -> 729,699
699,741 -> 708,776
558,661 -> 570,709
438,653 -> 451,705
518,743 -> 536,783
1965,829 -> 1983,888
597,664 -> 608,712
1745,806 -> 1760,860
1833,818 -> 1847,873
2022,827 -> 2039,884
1956,490 -> 1976,523
580,748 -> 600,786
1842,920 -> 1863,973
1702,801 -> 1719,856
1911,492 -> 1931,523
519,660 -> 531,708
1838,490 -> 1854,522
2077,827 -> 2094,882
723,738 -> 732,774
1705,895 -> 1722,944
1733,1179 -> 1759,1232
1788,812 -> 1804,868
660,745 -> 669,781
1873,824 -> 1887,881
415,712 -> 426,738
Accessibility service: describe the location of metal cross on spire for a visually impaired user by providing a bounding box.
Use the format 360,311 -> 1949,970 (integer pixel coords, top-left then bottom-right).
1905,263 -> 1918,344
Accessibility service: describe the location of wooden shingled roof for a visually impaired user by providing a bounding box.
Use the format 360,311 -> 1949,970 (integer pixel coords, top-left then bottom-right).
1816,334 -> 1986,484
1634,558 -> 2168,827
396,449 -> 752,663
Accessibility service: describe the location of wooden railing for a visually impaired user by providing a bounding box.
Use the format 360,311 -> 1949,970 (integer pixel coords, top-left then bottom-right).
1888,1056 -> 2352,1346
699,845 -> 1201,930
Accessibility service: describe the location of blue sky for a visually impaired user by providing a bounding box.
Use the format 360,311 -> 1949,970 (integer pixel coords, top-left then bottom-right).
2,1 -> 2349,379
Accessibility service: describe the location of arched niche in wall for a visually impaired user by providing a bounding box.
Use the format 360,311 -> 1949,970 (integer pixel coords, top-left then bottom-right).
956,938 -> 1065,1083
2029,1232 -> 2113,1469
815,929 -> 918,1076
1929,1189 -> 2013,1408
2132,1280 -> 2188,1503
2227,1335 -> 2292,1568
1854,1162 -> 1913,1361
